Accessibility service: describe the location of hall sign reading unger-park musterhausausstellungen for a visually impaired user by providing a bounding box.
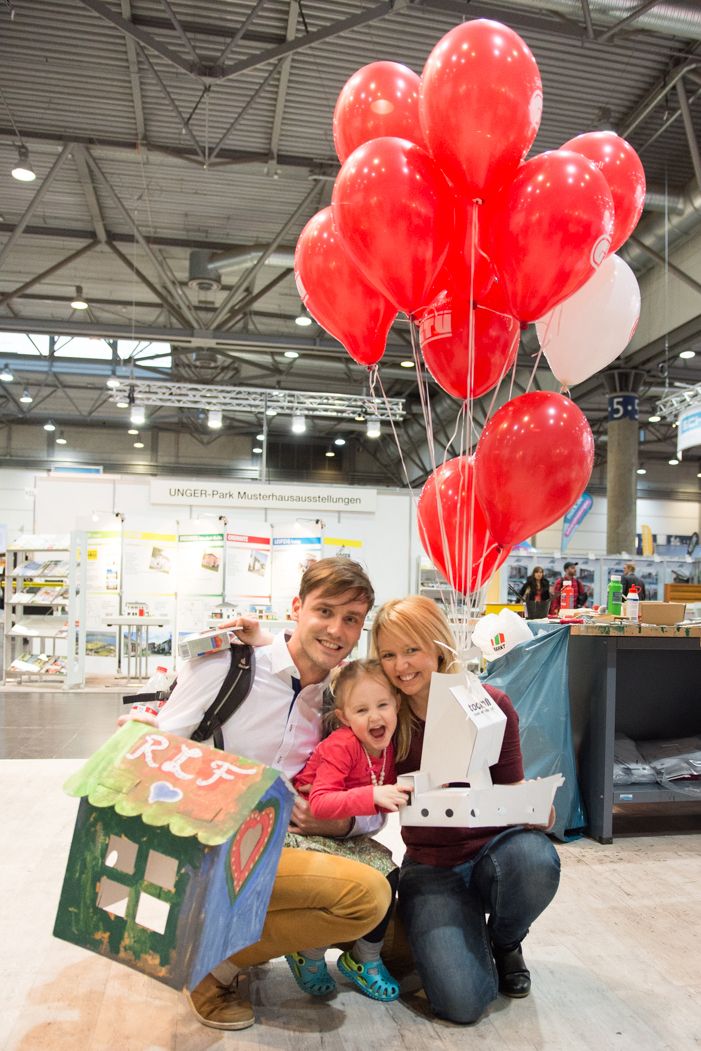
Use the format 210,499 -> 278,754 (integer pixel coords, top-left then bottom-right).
149,479 -> 378,514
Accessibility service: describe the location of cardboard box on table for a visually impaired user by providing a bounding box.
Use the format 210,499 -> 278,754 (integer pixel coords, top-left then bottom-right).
54,722 -> 294,990
638,601 -> 686,626
398,671 -> 563,828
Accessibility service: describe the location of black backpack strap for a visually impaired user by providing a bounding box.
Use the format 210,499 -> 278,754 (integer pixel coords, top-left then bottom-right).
190,644 -> 255,750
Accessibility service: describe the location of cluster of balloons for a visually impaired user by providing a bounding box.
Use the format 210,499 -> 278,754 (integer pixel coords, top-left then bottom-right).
294,17 -> 646,595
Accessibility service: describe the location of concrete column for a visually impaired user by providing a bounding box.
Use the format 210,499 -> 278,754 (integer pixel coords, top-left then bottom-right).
606,393 -> 639,554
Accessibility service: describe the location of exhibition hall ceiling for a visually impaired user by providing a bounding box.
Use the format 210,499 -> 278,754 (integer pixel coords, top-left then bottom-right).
1,0 -> 701,488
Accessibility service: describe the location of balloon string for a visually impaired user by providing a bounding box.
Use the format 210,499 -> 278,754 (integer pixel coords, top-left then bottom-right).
370,368 -> 417,504
459,201 -> 481,649
526,346 -> 543,392
408,322 -> 460,626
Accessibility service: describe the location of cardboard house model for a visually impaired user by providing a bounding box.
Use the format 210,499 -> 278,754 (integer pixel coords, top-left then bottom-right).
398,670 -> 563,828
54,721 -> 294,991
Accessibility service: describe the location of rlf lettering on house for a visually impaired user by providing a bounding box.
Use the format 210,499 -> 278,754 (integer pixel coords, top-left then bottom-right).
125,733 -> 260,787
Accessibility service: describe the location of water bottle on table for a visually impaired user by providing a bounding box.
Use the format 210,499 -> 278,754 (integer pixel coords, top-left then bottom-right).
623,585 -> 640,623
607,574 -> 623,616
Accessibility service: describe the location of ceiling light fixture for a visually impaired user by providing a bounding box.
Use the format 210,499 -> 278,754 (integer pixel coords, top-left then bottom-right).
256,433 -> 265,441
55,432 -> 67,445
648,414 -> 661,423
400,360 -> 415,368
208,409 -> 223,430
106,374 -> 121,389
679,350 -> 696,359
130,404 -> 146,426
669,458 -> 680,465
334,437 -> 346,446
284,350 -> 300,359
19,387 -> 32,403
11,144 -> 36,182
294,308 -> 313,328
366,417 -> 381,439
116,399 -> 129,409
133,440 -> 145,449
291,414 -> 306,434
252,446 -> 263,454
636,467 -> 647,475
43,420 -> 56,432
0,363 -> 14,382
128,427 -> 139,436
265,407 -> 277,417
70,286 -> 89,310
325,449 -> 335,458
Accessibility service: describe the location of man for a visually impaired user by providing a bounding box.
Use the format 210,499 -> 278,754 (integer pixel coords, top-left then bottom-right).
621,562 -> 646,599
549,561 -> 587,614
152,558 -> 389,1030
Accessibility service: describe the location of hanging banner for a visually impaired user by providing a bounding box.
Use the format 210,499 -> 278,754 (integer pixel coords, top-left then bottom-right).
271,526 -> 323,610
122,528 -> 177,656
322,535 -> 364,560
640,524 -> 655,557
85,528 -> 122,659
677,406 -> 701,456
177,530 -> 224,597
224,530 -> 272,604
150,478 -> 376,513
561,492 -> 593,552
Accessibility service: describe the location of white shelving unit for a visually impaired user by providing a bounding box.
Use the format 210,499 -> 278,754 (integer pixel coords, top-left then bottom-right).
3,532 -> 86,687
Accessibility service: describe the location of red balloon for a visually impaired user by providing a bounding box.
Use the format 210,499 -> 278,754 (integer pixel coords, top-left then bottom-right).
423,200 -> 497,307
561,131 -> 646,253
417,455 -> 511,595
420,19 -> 542,198
484,150 -> 615,322
419,293 -> 519,400
474,392 -> 595,547
332,137 -> 453,315
333,61 -> 426,164
294,207 -> 396,366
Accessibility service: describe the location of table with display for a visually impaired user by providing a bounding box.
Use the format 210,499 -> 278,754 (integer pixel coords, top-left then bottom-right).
103,616 -> 168,680
566,622 -> 701,843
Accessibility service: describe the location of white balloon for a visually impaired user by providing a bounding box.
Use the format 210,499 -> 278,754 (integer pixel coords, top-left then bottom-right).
535,255 -> 641,387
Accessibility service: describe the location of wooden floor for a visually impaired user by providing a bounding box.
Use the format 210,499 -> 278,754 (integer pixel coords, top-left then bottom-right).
1,690 -> 700,1050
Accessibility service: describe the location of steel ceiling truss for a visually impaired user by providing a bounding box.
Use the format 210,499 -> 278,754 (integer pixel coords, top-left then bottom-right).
111,381 -> 405,421
656,383 -> 701,420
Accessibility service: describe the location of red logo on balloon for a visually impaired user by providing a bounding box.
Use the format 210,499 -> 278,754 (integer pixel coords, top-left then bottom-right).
590,235 -> 611,268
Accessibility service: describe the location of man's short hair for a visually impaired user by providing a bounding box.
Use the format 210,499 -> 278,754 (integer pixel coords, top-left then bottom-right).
298,557 -> 375,611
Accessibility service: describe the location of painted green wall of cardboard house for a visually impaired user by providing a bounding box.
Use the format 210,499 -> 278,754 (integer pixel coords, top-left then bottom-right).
54,721 -> 294,990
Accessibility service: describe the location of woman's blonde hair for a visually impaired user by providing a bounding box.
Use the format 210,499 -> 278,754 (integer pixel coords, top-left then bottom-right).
369,596 -> 458,761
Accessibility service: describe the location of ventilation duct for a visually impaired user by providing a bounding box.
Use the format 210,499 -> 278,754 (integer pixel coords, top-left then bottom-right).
509,0 -> 701,41
188,247 -> 296,290
621,175 -> 701,275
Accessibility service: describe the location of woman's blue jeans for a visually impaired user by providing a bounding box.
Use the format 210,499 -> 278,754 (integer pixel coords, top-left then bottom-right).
398,828 -> 561,1024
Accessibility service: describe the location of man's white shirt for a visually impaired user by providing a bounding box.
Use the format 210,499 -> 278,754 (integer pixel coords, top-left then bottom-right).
157,631 -> 323,779
155,630 -> 382,836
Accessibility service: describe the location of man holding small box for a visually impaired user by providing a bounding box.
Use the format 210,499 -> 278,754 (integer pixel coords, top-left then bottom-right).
131,557 -> 388,1031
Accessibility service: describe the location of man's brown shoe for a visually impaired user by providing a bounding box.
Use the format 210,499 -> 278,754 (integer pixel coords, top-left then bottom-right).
186,972 -> 255,1030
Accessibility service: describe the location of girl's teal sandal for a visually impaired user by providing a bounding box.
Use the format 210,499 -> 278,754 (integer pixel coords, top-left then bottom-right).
285,952 -> 337,996
336,951 -> 400,1002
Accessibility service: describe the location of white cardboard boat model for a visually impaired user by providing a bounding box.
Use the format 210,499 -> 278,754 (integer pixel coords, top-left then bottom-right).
398,670 -> 564,828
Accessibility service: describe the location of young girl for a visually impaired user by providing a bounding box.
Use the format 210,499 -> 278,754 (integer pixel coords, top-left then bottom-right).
284,659 -> 410,1003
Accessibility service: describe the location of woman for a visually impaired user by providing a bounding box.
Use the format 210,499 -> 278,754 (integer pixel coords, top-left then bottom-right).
518,566 -> 551,619
371,595 -> 560,1025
